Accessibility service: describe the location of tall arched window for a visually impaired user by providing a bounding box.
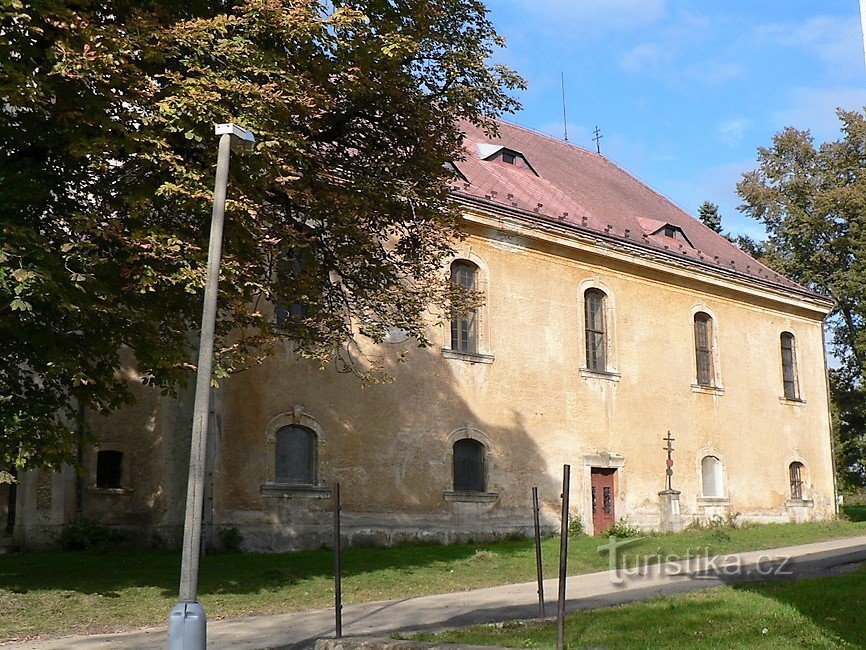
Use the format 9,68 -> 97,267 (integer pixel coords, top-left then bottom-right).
781,332 -> 799,400
789,461 -> 805,499
450,260 -> 479,353
584,289 -> 607,371
453,438 -> 485,492
701,455 -> 724,497
275,425 -> 316,484
694,312 -> 715,387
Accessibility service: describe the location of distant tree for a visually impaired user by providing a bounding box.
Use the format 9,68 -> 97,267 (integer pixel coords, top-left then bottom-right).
0,0 -> 524,474
737,108 -> 866,489
727,234 -> 766,260
698,201 -> 723,233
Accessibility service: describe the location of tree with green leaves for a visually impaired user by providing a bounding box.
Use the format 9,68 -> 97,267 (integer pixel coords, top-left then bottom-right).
0,0 -> 523,475
698,201 -> 723,233
737,108 -> 866,488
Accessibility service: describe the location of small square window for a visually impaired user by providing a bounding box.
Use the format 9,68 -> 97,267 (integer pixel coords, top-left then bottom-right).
96,450 -> 123,489
502,151 -> 517,165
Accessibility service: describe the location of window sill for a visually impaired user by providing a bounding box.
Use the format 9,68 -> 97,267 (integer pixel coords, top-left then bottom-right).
86,487 -> 133,495
261,483 -> 332,498
691,384 -> 724,396
786,498 -> 814,507
779,396 -> 806,406
443,491 -> 499,503
441,349 -> 495,364
697,496 -> 730,506
579,368 -> 621,381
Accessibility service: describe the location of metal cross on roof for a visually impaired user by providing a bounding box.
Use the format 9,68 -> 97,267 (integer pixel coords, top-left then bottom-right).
592,126 -> 603,154
663,431 -> 675,491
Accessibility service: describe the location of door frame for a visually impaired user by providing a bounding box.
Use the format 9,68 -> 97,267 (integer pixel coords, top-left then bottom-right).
582,453 -> 625,536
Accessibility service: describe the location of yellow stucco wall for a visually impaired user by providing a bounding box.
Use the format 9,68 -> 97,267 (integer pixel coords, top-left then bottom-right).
212,216 -> 835,547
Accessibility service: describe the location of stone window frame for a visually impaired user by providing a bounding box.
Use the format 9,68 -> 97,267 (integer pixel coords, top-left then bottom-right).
784,452 -> 813,507
690,303 -> 724,395
87,443 -> 133,495
577,278 -> 620,381
442,248 -> 494,364
261,406 -> 331,498
443,423 -> 498,502
695,446 -> 730,506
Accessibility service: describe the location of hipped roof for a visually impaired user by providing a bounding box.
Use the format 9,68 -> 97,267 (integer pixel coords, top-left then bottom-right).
451,119 -> 815,297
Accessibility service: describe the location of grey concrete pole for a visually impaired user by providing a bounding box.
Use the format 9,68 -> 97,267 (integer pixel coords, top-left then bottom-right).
167,132 -> 232,650
180,131 -> 231,602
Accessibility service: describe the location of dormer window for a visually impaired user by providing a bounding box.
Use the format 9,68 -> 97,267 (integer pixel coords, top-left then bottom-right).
663,226 -> 677,238
649,223 -> 693,248
476,143 -> 539,176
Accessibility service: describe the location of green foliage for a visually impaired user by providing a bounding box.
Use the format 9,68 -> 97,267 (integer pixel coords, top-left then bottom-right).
0,0 -> 524,472
59,519 -> 128,553
218,526 -> 244,553
698,201 -> 723,233
567,516 -> 585,537
603,518 -> 642,538
738,109 -> 866,488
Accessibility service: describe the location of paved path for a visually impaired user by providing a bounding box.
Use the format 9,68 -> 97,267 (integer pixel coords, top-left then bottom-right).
4,535 -> 866,650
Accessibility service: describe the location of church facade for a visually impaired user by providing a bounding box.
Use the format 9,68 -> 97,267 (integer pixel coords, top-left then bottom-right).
6,121 -> 838,551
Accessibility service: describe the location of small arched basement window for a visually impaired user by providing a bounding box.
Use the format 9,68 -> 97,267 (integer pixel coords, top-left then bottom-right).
453,438 -> 485,492
275,425 -> 316,485
701,455 -> 724,497
450,260 -> 479,353
789,461 -> 805,499
96,450 -> 123,489
584,289 -> 607,371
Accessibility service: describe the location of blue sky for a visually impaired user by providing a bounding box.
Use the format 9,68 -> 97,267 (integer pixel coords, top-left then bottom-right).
483,0 -> 866,239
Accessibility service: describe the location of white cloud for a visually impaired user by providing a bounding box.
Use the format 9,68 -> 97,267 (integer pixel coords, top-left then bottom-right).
717,118 -> 749,147
619,43 -> 670,73
774,86 -> 866,140
754,15 -> 863,77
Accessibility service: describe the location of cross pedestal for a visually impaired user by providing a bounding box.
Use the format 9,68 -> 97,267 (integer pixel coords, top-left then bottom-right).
658,489 -> 683,533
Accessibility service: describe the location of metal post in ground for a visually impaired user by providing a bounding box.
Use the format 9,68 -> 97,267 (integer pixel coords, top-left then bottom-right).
334,481 -> 342,638
532,486 -> 545,619
556,464 -> 570,650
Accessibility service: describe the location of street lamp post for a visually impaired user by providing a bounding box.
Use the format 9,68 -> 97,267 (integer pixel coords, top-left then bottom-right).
168,123 -> 255,650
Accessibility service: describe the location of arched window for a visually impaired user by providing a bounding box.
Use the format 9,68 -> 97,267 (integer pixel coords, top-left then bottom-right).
789,461 -> 805,499
584,289 -> 607,371
453,438 -> 485,492
450,260 -> 479,353
275,425 -> 316,484
781,332 -> 799,400
96,450 -> 123,489
694,312 -> 715,387
701,455 -> 724,497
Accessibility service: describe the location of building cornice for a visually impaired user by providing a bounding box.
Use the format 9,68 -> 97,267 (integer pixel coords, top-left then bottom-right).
452,193 -> 834,319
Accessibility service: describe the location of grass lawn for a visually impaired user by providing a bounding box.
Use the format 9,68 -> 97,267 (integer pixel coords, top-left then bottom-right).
410,564 -> 866,648
2,519 -> 865,641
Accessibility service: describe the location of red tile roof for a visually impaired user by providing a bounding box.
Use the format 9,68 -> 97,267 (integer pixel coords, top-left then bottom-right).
452,119 -> 814,296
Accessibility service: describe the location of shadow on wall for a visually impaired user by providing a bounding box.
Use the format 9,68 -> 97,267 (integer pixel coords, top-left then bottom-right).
218,338 -> 570,547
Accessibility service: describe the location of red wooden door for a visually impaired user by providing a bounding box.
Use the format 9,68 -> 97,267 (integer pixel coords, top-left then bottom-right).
591,468 -> 616,534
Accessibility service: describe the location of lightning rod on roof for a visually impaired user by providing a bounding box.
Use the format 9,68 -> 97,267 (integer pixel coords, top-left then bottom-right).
560,72 -> 569,142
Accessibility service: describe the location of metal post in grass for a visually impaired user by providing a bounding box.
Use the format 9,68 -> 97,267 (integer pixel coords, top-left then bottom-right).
556,465 -> 570,650
334,481 -> 342,638
532,486 -> 545,619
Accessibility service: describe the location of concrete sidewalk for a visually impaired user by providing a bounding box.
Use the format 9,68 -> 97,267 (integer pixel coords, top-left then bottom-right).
4,535 -> 866,650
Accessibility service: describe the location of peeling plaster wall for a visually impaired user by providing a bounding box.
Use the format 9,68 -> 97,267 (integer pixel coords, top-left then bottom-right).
12,220 -> 836,549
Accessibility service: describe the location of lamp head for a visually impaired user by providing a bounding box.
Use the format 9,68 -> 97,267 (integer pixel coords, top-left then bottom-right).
215,123 -> 256,151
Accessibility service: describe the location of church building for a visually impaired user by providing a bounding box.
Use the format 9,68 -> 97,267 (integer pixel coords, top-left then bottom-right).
5,120 -> 838,551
